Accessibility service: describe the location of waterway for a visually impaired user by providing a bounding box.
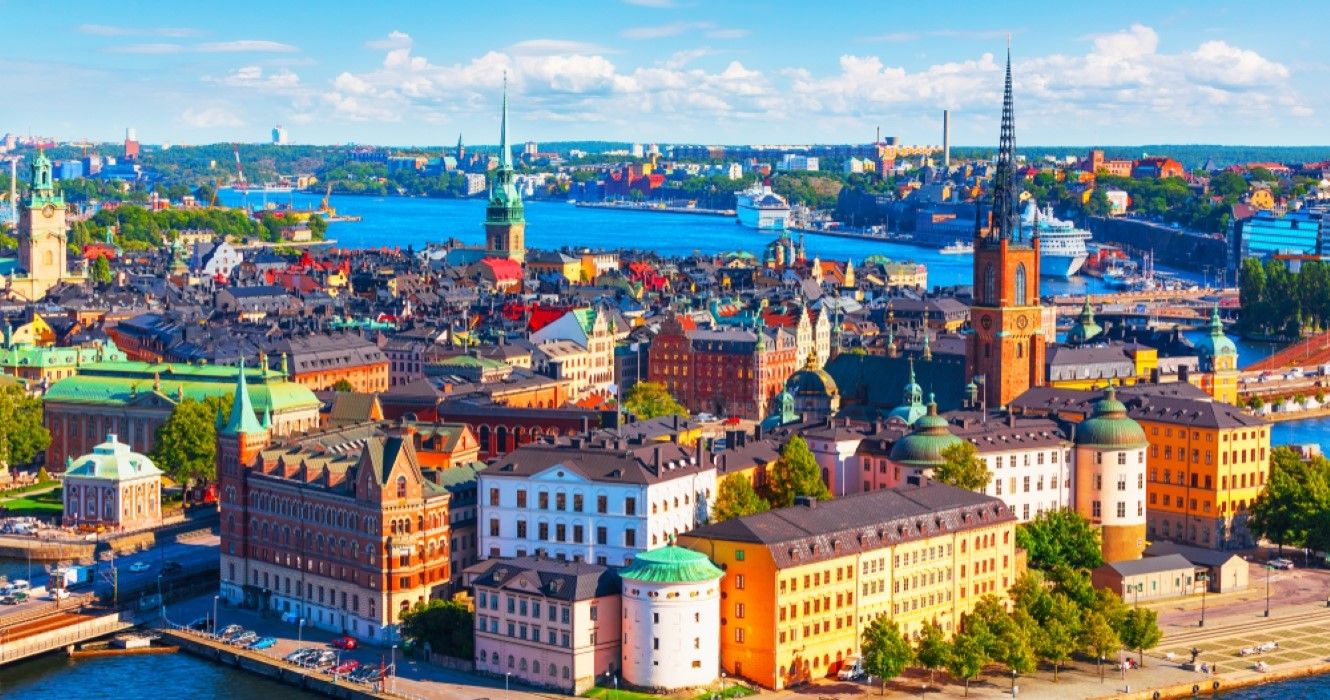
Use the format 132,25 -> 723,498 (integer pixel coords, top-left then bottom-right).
0,652 -> 319,698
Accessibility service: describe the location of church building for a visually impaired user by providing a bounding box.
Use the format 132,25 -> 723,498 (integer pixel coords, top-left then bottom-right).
7,150 -> 86,300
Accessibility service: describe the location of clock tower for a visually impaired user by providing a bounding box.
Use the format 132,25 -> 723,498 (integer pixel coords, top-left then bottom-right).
967,44 -> 1045,407
484,76 -> 526,263
16,149 -> 70,296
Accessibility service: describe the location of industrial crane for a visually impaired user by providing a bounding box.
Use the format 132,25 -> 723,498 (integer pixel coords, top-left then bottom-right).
231,143 -> 247,190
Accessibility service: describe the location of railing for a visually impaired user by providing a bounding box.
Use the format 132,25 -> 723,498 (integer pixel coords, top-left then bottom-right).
0,610 -> 132,665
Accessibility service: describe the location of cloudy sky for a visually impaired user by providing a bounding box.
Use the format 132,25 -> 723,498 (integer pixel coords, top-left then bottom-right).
4,0 -> 1325,147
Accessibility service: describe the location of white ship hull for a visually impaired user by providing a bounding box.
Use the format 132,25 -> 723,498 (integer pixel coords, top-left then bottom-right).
737,204 -> 788,230
1041,250 -> 1089,278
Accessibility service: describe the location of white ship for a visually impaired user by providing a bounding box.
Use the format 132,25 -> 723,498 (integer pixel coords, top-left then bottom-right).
736,185 -> 790,230
940,241 -> 974,254
1023,200 -> 1090,277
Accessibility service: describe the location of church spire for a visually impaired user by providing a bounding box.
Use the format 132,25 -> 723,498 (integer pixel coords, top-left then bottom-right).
989,38 -> 1020,244
223,358 -> 264,435
498,73 -> 512,171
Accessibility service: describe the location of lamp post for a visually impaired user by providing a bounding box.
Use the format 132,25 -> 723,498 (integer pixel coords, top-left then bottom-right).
1264,564 -> 1271,617
391,643 -> 397,694
213,595 -> 220,636
505,671 -> 511,700
721,671 -> 727,698
298,618 -> 305,644
613,674 -> 619,700
1011,668 -> 1018,697
1198,573 -> 1208,627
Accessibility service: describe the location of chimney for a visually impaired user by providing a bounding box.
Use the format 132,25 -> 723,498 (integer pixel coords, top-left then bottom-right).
794,495 -> 817,508
1008,412 -> 1015,428
581,416 -> 591,434
942,109 -> 951,169
653,447 -> 661,469
672,414 -> 680,430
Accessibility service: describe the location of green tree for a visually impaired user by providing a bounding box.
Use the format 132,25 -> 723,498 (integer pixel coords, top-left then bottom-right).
1118,607 -> 1163,668
1015,509 -> 1104,570
399,598 -> 474,660
945,629 -> 988,697
711,476 -> 770,522
622,381 -> 687,420
1082,611 -> 1121,682
934,441 -> 991,492
91,255 -> 112,284
914,621 -> 950,684
764,435 -> 830,507
861,616 -> 913,695
150,396 -> 230,491
0,385 -> 51,467
330,378 -> 355,392
1249,447 -> 1330,552
1036,593 -> 1082,681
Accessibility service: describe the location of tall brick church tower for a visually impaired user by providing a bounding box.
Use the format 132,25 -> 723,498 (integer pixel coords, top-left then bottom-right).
218,359 -> 273,607
967,43 -> 1045,408
484,76 -> 526,263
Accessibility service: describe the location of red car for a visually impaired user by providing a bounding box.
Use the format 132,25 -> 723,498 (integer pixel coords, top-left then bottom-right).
331,635 -> 358,650
331,660 -> 360,675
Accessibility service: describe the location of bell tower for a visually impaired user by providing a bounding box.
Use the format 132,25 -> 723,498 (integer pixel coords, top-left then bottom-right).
967,42 -> 1045,407
18,149 -> 68,288
484,75 -> 526,263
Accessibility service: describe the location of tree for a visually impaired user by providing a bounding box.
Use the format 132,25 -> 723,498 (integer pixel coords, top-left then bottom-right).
150,397 -> 230,491
1082,611 -> 1121,682
330,378 -> 355,392
91,255 -> 113,284
861,616 -> 913,695
934,441 -> 990,492
1036,593 -> 1082,681
914,621 -> 950,684
712,476 -> 770,522
765,435 -> 830,508
0,385 -> 51,467
399,598 -> 474,660
1118,607 -> 1163,668
1015,509 -> 1104,570
622,381 -> 687,420
945,629 -> 987,697
1249,447 -> 1330,552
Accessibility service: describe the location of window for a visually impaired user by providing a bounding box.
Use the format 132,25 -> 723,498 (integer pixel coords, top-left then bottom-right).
489,519 -> 499,537
396,476 -> 407,498
1117,502 -> 1126,518
1092,501 -> 1101,518
735,549 -> 745,561
516,490 -> 527,508
596,527 -> 607,545
624,529 -> 637,547
489,488 -> 499,506
735,628 -> 745,643
735,603 -> 745,618
1014,263 -> 1027,305
597,495 -> 608,513
983,264 -> 996,305
735,574 -> 745,590
625,497 -> 637,515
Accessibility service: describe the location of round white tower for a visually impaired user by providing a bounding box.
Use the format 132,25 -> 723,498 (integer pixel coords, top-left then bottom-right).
619,545 -> 724,691
1074,386 -> 1149,561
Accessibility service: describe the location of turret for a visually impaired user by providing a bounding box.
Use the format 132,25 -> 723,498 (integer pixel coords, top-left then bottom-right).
223,358 -> 264,436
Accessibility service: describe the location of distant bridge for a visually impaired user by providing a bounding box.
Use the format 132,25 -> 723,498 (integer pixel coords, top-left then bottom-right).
1246,329 -> 1330,372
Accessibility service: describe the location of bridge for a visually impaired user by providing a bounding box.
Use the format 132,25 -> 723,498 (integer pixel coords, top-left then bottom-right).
1051,288 -> 1238,327
1245,329 -> 1330,372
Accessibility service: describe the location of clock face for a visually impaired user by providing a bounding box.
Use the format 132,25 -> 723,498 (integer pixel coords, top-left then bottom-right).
980,316 -> 993,330
1016,314 -> 1030,330
41,204 -> 55,219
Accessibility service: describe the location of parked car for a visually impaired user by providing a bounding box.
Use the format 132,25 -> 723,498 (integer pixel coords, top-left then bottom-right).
285,648 -> 316,663
347,666 -> 374,683
230,631 -> 258,647
330,635 -> 357,650
128,562 -> 151,573
248,637 -> 277,650
218,624 -> 245,640
1269,558 -> 1295,570
307,650 -> 337,669
48,588 -> 69,601
0,594 -> 20,605
838,654 -> 865,681
331,660 -> 360,676
361,667 -> 385,684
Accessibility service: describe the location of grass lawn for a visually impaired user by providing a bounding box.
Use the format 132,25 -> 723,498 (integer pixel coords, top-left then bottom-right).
584,684 -> 755,700
0,479 -> 59,499
0,487 -> 63,516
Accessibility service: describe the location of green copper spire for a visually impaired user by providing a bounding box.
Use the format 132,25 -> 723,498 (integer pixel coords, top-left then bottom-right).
223,358 -> 264,435
499,73 -> 512,170
485,73 -> 524,228
28,148 -> 63,208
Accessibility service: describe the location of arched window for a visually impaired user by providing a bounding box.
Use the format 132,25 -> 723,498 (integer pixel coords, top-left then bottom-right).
983,264 -> 996,305
1014,263 -> 1027,306
396,476 -> 407,498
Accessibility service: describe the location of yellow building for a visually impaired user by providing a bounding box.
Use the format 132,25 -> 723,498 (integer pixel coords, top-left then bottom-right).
9,314 -> 56,346
1247,188 -> 1275,210
9,151 -> 86,301
527,251 -> 582,283
680,483 -> 1019,690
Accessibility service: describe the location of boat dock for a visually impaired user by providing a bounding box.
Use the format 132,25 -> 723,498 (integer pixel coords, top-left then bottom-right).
574,201 -> 734,217
787,225 -> 900,243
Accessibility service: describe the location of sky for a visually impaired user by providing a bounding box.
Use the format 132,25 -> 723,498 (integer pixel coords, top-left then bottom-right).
3,0 -> 1327,147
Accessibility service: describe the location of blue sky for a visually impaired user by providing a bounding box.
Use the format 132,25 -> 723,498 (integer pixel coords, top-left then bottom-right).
3,0 -> 1326,147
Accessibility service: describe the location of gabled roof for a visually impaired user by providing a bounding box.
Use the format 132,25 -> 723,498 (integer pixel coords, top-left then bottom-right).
466,556 -> 619,601
1099,553 -> 1194,577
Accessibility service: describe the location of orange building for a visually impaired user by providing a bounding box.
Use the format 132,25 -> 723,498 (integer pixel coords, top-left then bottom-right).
273,335 -> 390,393
680,483 -> 1019,690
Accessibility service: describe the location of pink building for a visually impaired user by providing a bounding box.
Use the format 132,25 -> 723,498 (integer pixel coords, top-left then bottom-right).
468,557 -> 621,694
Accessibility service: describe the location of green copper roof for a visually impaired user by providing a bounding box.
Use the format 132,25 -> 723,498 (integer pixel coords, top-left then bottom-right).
435,354 -> 507,370
486,75 -> 524,224
889,398 -> 960,467
66,434 -> 162,481
1067,298 -> 1102,345
1076,385 -> 1148,449
620,546 -> 723,584
224,358 -> 264,435
44,360 -> 320,414
1195,305 -> 1236,361
0,339 -> 126,369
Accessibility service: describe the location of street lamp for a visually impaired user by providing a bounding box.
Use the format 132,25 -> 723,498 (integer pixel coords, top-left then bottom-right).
505,671 -> 511,700
1264,563 -> 1271,617
391,643 -> 398,694
613,674 -> 619,700
721,671 -> 727,698
1198,573 -> 1208,627
1011,668 -> 1018,697
298,618 -> 305,644
212,595 -> 220,636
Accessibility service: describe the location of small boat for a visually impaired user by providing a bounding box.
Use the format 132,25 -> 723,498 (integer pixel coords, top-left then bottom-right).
940,241 -> 974,255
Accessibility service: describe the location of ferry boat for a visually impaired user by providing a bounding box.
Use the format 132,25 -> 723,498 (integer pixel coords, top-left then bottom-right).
940,241 -> 974,255
1023,200 -> 1090,278
735,185 -> 790,230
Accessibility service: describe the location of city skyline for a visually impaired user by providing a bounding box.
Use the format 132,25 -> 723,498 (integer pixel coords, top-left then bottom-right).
3,1 -> 1326,147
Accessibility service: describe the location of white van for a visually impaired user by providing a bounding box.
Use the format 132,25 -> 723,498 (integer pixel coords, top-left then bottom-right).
838,655 -> 864,681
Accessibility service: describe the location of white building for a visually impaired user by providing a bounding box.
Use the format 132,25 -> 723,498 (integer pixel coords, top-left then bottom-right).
529,307 -> 618,399
778,154 -> 819,172
62,434 -> 163,532
619,545 -> 723,691
272,125 -> 289,145
478,437 -> 716,566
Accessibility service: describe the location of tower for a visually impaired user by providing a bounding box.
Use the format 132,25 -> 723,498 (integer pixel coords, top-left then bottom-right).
1196,305 -> 1239,404
217,359 -> 273,607
967,42 -> 1045,408
484,76 -> 526,263
18,149 -> 69,290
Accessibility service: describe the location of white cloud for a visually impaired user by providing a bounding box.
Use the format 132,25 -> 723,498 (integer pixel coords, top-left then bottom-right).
110,43 -> 185,54
621,21 -> 747,40
78,23 -> 199,37
197,40 -> 298,53
180,106 -> 243,128
212,65 -> 301,90
366,31 -> 412,50
623,0 -> 677,6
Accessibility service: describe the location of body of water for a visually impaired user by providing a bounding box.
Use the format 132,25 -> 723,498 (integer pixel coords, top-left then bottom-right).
0,651 -> 319,699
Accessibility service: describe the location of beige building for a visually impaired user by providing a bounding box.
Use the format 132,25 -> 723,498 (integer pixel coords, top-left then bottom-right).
1091,553 -> 1199,603
8,151 -> 86,301
62,434 -> 164,532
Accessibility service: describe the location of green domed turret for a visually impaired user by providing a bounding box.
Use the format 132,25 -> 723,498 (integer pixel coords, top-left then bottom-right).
1066,297 -> 1103,345
888,357 -> 926,425
889,394 -> 960,468
1076,385 -> 1147,449
620,545 -> 723,584
1195,305 -> 1237,371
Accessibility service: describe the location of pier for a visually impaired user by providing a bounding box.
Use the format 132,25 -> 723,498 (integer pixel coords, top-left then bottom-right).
573,201 -> 734,217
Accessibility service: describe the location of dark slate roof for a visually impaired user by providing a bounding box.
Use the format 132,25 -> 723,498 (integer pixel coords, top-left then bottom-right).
946,412 -> 1071,452
466,556 -> 620,601
1010,383 -> 1263,431
825,352 -> 968,417
1143,541 -> 1245,568
1098,553 -> 1194,577
487,437 -> 706,486
682,482 -> 1012,568
269,333 -> 386,373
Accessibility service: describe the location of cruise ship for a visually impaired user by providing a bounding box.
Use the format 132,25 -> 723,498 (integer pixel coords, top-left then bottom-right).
735,185 -> 790,230
1023,200 -> 1090,278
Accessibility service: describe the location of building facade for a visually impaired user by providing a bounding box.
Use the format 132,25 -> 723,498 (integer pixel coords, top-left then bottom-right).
485,82 -> 526,262
648,316 -> 799,421
619,545 -> 724,691
62,434 -> 163,532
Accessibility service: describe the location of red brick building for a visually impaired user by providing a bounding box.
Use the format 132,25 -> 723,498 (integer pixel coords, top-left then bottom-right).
648,315 -> 799,420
